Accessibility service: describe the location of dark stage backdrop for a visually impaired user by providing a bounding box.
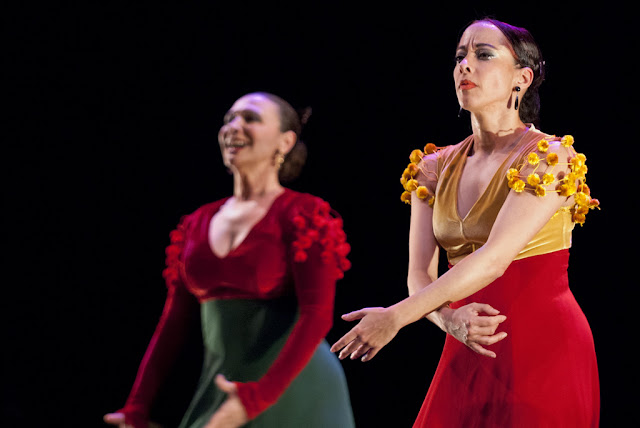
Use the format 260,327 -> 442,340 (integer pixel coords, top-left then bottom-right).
5,2 -> 634,427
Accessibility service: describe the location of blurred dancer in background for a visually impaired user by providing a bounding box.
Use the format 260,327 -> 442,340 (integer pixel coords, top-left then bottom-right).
105,92 -> 355,428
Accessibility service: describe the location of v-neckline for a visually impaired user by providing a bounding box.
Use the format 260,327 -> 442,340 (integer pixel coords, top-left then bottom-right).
454,128 -> 530,221
208,188 -> 288,259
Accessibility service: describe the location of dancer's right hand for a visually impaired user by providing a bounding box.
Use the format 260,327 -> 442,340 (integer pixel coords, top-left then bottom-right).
438,303 -> 507,358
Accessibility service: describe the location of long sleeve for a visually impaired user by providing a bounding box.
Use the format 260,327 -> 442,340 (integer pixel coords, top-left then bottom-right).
117,220 -> 199,428
234,195 -> 351,419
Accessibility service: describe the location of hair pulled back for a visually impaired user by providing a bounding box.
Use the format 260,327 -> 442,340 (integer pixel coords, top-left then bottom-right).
469,19 -> 546,126
253,92 -> 309,183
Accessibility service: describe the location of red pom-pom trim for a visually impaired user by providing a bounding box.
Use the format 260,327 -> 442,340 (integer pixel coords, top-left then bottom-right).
163,222 -> 186,288
291,197 -> 351,279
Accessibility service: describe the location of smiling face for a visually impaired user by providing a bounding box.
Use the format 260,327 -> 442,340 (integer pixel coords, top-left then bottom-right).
454,21 -> 529,117
218,93 -> 293,173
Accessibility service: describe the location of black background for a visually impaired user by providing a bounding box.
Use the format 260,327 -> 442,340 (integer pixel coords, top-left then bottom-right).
5,2 -> 635,427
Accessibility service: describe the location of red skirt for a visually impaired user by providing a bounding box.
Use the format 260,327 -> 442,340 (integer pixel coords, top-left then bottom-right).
413,250 -> 599,428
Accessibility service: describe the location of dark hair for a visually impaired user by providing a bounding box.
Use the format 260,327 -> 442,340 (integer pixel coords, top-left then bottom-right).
469,19 -> 545,126
253,92 -> 309,182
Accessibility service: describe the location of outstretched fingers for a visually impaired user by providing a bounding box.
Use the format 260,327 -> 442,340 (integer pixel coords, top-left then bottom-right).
340,309 -> 368,322
332,306 -> 398,362
330,329 -> 359,355
330,309 -> 369,354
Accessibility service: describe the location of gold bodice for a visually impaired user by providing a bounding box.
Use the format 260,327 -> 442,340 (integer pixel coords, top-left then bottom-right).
432,127 -> 575,264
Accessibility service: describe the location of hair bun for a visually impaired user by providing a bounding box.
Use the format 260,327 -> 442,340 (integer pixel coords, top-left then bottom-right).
299,106 -> 312,126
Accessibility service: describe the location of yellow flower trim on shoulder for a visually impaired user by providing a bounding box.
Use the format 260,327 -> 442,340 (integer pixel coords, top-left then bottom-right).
505,135 -> 600,226
546,152 -> 559,166
537,139 -> 549,153
561,135 -> 575,147
400,143 -> 439,206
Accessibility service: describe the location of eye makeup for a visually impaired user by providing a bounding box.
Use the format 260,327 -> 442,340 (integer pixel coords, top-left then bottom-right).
454,42 -> 499,63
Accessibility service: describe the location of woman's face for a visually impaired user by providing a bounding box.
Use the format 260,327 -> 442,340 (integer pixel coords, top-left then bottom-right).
453,22 -> 523,115
218,94 -> 286,171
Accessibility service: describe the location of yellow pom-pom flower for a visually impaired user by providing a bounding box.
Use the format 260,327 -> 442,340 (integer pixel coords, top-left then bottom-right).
570,154 -> 586,171
500,134 -> 598,226
542,173 -> 555,185
558,182 -> 577,197
506,168 -> 519,180
407,163 -> 419,177
512,179 -> 526,192
409,149 -> 424,164
400,145 -> 439,207
405,179 -> 419,192
561,135 -> 575,147
537,139 -> 549,153
401,168 -> 412,182
574,164 -> 588,178
416,186 -> 430,199
577,183 -> 590,195
424,143 -> 437,154
576,205 -> 589,215
574,191 -> 590,207
565,172 -> 578,184
572,212 -> 586,225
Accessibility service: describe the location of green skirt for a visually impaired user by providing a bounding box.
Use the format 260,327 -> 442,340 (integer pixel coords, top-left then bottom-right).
178,297 -> 355,428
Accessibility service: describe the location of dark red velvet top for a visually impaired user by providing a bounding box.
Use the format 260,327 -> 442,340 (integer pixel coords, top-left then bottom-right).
117,189 -> 351,427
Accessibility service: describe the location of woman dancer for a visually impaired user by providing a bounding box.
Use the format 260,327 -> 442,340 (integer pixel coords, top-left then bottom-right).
331,19 -> 600,427
105,92 -> 355,428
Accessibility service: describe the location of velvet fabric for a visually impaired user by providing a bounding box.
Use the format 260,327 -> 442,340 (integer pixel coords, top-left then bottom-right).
117,189 -> 354,427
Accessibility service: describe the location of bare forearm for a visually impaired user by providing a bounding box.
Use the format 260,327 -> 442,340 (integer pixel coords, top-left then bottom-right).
408,270 -> 449,332
394,247 -> 505,329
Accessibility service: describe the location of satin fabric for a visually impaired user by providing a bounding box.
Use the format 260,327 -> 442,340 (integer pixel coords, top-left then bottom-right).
414,127 -> 599,426
432,125 -> 575,265
413,251 -> 599,427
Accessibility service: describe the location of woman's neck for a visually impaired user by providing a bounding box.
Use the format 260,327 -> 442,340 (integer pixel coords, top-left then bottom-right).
231,163 -> 283,201
470,111 -> 528,155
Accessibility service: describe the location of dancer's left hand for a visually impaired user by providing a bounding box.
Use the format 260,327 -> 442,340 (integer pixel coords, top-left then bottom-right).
330,307 -> 401,362
204,375 -> 249,428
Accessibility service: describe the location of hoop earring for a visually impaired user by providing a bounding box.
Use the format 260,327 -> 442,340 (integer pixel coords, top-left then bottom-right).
514,86 -> 521,111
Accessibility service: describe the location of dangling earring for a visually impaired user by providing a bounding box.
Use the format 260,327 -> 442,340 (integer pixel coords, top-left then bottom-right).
458,107 -> 464,118
514,86 -> 521,111
274,150 -> 285,170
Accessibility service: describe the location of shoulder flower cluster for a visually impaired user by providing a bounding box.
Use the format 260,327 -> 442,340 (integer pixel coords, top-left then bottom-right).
162,221 -> 186,287
291,197 -> 351,279
400,143 -> 439,206
506,135 -> 600,226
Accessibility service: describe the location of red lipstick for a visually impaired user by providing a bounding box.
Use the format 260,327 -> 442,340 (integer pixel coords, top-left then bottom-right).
460,80 -> 477,90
